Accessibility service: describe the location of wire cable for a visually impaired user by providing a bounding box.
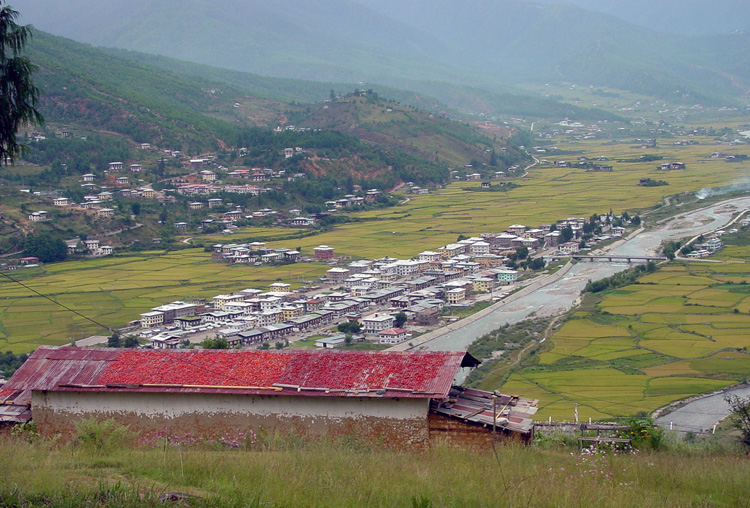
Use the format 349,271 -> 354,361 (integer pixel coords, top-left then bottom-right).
0,270 -> 114,334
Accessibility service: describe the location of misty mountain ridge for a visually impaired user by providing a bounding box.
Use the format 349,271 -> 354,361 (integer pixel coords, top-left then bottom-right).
520,0 -> 749,35
18,0 -> 750,108
24,31 -> 533,192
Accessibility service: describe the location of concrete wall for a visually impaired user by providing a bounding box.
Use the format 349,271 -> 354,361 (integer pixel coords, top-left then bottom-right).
32,391 -> 431,447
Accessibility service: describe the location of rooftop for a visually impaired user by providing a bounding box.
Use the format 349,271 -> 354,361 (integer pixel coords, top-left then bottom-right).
0,347 -> 481,421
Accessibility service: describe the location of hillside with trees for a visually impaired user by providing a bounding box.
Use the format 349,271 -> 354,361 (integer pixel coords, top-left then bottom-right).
0,31 -> 533,255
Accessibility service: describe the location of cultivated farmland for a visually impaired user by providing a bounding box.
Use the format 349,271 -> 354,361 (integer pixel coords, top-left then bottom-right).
1,133 -> 747,353
492,257 -> 750,421
207,134 -> 747,260
0,250 -> 329,353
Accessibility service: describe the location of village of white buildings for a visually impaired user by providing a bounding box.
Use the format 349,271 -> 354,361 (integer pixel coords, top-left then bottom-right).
17,134 -> 729,332
131,206 -> 687,351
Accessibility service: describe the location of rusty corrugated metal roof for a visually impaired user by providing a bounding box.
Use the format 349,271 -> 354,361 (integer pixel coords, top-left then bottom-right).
1,347 -> 476,410
0,347 -> 121,407
0,347 -> 123,423
0,404 -> 31,423
431,386 -> 538,435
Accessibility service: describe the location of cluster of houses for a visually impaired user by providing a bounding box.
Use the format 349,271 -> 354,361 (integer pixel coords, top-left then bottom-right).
477,218 -> 624,256
0,238 -> 116,270
196,189 -> 385,234
325,189 -> 382,209
657,162 -> 686,171
211,242 -> 301,264
448,164 -> 515,182
140,232 -> 533,349
36,176 -> 159,221
137,257 -> 515,350
139,212 -> 632,349
683,234 -> 724,258
173,166 -> 294,192
29,151 -> 389,235
65,238 -> 114,257
534,119 -> 606,141
1,256 -> 43,271
27,187 -> 121,222
192,189 -> 384,235
535,155 -> 614,172
33,152 -> 296,221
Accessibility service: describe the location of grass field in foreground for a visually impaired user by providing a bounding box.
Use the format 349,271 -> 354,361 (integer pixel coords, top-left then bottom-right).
1,436 -> 748,508
490,258 -> 750,421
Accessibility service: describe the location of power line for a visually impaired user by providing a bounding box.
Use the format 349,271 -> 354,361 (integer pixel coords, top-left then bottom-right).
0,270 -> 114,334
0,272 -> 290,385
0,274 -> 257,385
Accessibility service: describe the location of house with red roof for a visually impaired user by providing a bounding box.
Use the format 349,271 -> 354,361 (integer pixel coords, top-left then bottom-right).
0,347 -> 537,447
377,328 -> 410,345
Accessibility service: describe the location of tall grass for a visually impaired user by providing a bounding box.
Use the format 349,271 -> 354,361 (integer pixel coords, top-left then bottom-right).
1,433 -> 748,507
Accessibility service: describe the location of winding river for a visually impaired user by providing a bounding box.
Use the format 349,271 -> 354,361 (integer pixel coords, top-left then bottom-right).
418,196 -> 750,425
425,196 -> 750,352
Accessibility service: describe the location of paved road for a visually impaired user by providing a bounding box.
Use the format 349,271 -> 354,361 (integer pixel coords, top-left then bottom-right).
656,385 -> 750,434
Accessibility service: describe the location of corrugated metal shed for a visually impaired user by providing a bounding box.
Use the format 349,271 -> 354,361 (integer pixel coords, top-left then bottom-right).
0,348 -> 122,423
1,348 -> 121,406
1,347 -> 480,423
431,386 -> 538,435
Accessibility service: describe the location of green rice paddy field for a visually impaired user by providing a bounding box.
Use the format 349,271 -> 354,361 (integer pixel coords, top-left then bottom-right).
492,260 -> 750,421
0,251 -> 329,353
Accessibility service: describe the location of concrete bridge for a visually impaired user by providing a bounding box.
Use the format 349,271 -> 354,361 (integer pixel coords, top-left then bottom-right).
571,254 -> 667,263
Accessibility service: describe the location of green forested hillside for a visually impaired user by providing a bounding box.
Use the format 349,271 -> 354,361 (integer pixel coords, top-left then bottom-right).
27,33 -> 268,153
287,93 -> 529,170
0,30 -> 537,253
23,32 -> 528,182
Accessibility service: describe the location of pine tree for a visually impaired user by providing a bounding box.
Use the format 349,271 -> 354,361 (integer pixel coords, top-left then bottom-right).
0,2 -> 43,164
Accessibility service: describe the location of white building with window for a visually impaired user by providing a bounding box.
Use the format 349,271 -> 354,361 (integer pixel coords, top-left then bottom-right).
362,314 -> 395,334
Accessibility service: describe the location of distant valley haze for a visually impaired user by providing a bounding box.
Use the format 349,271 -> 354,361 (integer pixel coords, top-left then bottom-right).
16,0 -> 750,109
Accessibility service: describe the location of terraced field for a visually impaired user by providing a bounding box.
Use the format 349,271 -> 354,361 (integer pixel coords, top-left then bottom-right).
494,260 -> 750,421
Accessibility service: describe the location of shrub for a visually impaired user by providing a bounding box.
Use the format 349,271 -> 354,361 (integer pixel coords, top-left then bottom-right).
201,337 -> 229,349
725,393 -> 750,448
74,417 -> 132,451
622,417 -> 663,449
533,430 -> 579,449
10,421 -> 39,442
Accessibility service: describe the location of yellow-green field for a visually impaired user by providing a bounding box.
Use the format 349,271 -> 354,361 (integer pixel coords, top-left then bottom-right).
0,251 -> 330,353
1,133 -> 748,353
205,137 -> 747,260
491,261 -> 750,421
191,227 -> 309,244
